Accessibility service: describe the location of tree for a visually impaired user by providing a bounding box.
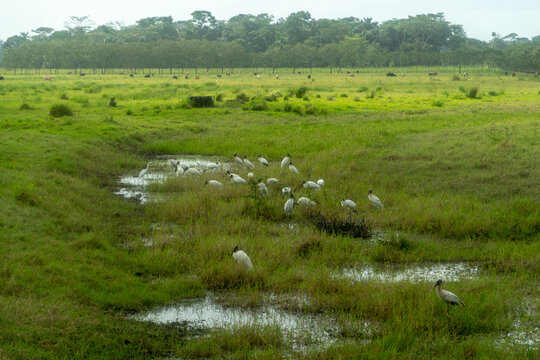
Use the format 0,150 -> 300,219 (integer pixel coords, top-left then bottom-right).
278,11 -> 313,44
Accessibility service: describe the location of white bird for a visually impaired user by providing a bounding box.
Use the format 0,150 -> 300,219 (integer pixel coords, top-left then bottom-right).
138,162 -> 152,178
281,154 -> 291,168
281,187 -> 292,197
169,159 -> 178,172
266,178 -> 279,185
229,174 -> 247,184
297,197 -> 316,206
258,155 -> 269,167
302,180 -> 320,190
206,162 -> 220,170
233,153 -> 244,167
288,162 -> 299,175
243,155 -> 255,169
179,163 -> 190,171
205,180 -> 224,187
248,172 -> 254,180
225,170 -> 240,178
432,279 -> 465,310
317,179 -> 325,187
368,189 -> 383,209
284,194 -> 295,216
341,199 -> 357,212
232,245 -> 253,271
185,167 -> 202,176
257,180 -> 268,196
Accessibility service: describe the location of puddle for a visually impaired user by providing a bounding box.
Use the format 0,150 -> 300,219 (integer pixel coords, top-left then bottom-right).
338,262 -> 480,283
114,155 -> 230,203
133,293 -> 339,349
498,299 -> 539,349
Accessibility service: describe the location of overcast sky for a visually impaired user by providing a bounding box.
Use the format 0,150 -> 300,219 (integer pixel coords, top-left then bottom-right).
1,0 -> 539,42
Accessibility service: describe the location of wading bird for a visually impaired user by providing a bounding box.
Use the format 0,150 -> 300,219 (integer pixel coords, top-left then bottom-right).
206,162 -> 220,170
138,162 -> 152,179
205,180 -> 223,187
284,193 -> 295,216
341,199 -> 357,212
258,155 -> 269,167
302,180 -> 320,190
267,178 -> 279,185
229,174 -> 247,184
257,179 -> 268,196
368,189 -> 383,209
317,179 -> 325,187
232,245 -> 253,271
233,153 -> 244,167
281,186 -> 292,197
288,162 -> 299,175
185,167 -> 202,176
297,197 -> 316,206
243,155 -> 255,169
248,172 -> 254,180
432,279 -> 465,311
281,154 -> 291,168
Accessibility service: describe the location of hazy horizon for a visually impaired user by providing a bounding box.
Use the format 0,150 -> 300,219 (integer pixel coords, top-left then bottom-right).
1,0 -> 539,43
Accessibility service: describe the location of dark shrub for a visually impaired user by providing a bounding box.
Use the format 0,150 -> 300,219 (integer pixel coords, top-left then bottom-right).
49,104 -> 73,117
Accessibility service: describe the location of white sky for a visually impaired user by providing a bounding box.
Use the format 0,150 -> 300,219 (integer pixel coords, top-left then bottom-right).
1,0 -> 539,42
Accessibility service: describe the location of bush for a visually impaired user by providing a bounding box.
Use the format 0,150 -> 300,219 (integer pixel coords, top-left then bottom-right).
49,104 -> 73,117
59,92 -> 69,100
357,86 -> 369,92
467,87 -> 479,99
295,86 -> 308,98
340,93 -> 348,97
215,93 -> 224,102
452,75 -> 461,81
19,103 -> 31,110
235,92 -> 249,103
188,96 -> 214,108
431,98 -> 445,107
283,102 -> 293,112
365,91 -> 375,99
242,97 -> 268,111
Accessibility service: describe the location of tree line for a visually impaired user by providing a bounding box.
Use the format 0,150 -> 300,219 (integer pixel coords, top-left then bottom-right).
1,11 -> 538,72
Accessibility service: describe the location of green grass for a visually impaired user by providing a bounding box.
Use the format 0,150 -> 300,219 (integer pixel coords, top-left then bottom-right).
0,68 -> 538,359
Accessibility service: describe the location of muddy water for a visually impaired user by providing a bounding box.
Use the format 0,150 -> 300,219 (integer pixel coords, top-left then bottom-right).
133,293 -> 339,349
114,155 -> 229,203
338,262 -> 480,283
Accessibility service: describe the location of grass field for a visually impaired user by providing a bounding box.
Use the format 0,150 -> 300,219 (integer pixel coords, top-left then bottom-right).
0,68 -> 539,359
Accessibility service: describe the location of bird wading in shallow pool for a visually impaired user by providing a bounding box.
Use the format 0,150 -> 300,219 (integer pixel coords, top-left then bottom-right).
232,245 -> 253,271
432,279 -> 465,311
138,162 -> 152,179
368,189 -> 383,209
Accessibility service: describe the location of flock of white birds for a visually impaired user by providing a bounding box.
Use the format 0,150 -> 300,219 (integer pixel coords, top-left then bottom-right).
137,154 -> 463,309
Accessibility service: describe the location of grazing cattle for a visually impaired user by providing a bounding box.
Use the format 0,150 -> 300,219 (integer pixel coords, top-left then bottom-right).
256,75 -> 262,79
172,75 -> 178,79
505,71 -> 508,76
428,72 -> 438,76
386,72 -> 397,77
347,71 -> 351,74
217,74 -> 222,78
401,72 -> 405,76
512,73 -> 516,77
109,97 -> 117,107
349,74 -> 354,77
144,74 -> 150,78
43,76 -> 53,81
226,73 -> 230,76
194,75 -> 200,79
185,74 -> 189,79
307,74 -> 311,79
80,73 -> 85,76
298,71 -> 301,74
463,72 -> 468,77
0,76 -> 4,80
129,74 -> 134,77
275,74 -> 279,79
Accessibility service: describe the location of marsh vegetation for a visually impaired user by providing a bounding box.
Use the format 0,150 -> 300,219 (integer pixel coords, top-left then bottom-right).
0,69 -> 538,359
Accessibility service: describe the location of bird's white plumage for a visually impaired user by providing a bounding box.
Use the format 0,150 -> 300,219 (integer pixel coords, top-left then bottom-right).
303,181 -> 320,190
289,162 -> 299,175
257,181 -> 268,196
206,162 -> 220,170
233,250 -> 253,270
281,155 -> 290,168
229,174 -> 247,184
317,179 -> 325,187
206,180 -> 223,187
341,199 -> 356,210
267,178 -> 279,185
243,156 -> 255,169
284,196 -> 295,215
138,162 -> 152,178
433,280 -> 465,308
258,155 -> 269,167
297,197 -> 316,206
368,190 -> 383,209
282,187 -> 292,195
233,153 -> 244,167
248,172 -> 254,180
185,167 -> 202,176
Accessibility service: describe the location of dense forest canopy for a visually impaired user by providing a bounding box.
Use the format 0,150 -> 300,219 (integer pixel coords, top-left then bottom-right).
1,11 -> 538,71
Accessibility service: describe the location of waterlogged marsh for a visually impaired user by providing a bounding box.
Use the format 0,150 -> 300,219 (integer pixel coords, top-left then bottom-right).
1,70 -> 538,358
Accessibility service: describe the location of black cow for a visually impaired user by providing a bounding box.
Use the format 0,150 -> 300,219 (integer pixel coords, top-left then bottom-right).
428,72 -> 438,76
172,75 -> 178,79
307,74 -> 311,79
129,74 -> 134,77
0,76 -> 4,80
144,74 -> 150,78
80,73 -> 86,76
386,72 -> 397,77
